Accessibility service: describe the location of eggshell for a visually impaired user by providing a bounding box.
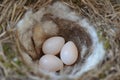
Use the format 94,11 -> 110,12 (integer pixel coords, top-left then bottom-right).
60,41 -> 78,65
39,55 -> 63,72
42,36 -> 65,55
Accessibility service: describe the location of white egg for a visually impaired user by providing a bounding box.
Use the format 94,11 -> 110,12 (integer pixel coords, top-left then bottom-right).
60,41 -> 78,65
39,55 -> 63,72
42,36 -> 65,55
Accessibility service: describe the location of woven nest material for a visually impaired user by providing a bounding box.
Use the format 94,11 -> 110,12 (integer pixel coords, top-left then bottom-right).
0,0 -> 120,80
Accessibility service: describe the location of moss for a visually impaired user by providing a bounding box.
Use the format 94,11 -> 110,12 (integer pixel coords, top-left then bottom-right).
0,55 -> 4,62
3,61 -> 14,68
0,25 -> 2,32
97,30 -> 104,42
104,39 -> 110,50
97,30 -> 111,50
3,61 -> 25,76
14,59 -> 23,66
99,73 -> 106,79
3,43 -> 16,60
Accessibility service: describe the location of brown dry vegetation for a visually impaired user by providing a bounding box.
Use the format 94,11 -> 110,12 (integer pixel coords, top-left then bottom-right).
0,0 -> 120,80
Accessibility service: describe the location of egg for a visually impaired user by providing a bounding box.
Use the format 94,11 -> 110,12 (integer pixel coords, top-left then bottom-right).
39,55 -> 63,72
60,41 -> 78,65
42,36 -> 65,55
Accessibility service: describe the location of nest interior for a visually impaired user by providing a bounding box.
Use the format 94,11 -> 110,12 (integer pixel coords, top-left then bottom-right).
15,1 -> 96,79
0,0 -> 120,80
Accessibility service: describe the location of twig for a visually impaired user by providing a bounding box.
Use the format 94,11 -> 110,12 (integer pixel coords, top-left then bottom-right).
0,32 -> 6,38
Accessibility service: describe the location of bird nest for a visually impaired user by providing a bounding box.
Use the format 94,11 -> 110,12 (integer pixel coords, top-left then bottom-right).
0,0 -> 120,80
